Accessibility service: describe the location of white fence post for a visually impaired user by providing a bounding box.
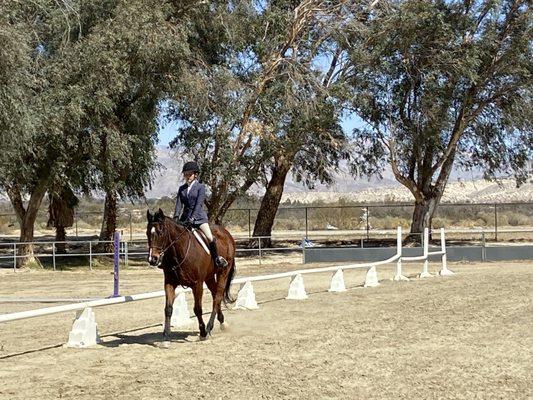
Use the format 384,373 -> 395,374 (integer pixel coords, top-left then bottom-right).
364,266 -> 379,287
52,242 -> 56,271
439,228 -> 454,276
419,228 -> 433,278
234,281 -> 259,310
124,241 -> 129,268
89,241 -> 93,271
394,226 -> 409,281
258,237 -> 262,266
170,292 -> 193,328
66,307 -> 101,348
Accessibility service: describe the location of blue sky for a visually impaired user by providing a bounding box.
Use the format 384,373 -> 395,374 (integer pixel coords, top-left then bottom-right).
157,114 -> 365,147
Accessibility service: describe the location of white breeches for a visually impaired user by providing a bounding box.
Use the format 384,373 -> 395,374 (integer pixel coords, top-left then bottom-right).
199,223 -> 214,242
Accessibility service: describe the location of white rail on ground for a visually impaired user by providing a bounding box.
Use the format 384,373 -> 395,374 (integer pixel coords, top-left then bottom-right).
0,227 -> 448,325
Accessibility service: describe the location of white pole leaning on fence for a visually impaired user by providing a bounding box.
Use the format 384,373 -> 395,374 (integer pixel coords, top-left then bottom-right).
439,228 -> 455,276
394,226 -> 409,281
419,227 -> 433,278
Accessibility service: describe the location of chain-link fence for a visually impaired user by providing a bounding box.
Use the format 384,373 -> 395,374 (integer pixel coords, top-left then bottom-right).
1,202 -> 532,243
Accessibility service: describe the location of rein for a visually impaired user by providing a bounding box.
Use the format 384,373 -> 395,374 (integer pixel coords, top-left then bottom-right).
154,223 -> 191,272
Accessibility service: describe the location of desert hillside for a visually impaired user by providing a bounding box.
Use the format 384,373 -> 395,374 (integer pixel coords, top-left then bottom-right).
149,148 -> 531,204
282,178 -> 533,204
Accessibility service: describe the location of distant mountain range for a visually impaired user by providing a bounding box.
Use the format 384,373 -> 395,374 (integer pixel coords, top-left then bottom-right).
146,147 -> 532,203
1,147 -> 529,205
145,147 -> 402,199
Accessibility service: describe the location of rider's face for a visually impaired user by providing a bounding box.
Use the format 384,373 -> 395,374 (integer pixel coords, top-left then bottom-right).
183,171 -> 196,184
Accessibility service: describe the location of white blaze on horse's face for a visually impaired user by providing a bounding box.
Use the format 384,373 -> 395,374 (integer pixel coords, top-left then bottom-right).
148,226 -> 159,265
148,224 -> 166,267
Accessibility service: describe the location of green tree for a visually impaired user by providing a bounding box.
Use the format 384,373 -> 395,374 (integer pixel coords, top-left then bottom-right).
343,0 -> 532,235
0,0 -> 88,266
0,0 -> 191,262
170,0 -> 353,223
62,1 -> 188,246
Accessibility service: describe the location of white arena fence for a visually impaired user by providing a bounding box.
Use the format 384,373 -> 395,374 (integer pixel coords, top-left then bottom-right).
0,227 -> 529,271
0,230 -> 416,270
0,227 -> 454,347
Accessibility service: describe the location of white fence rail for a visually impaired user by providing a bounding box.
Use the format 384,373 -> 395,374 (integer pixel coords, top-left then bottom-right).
0,227 -> 451,330
1,227 -> 529,271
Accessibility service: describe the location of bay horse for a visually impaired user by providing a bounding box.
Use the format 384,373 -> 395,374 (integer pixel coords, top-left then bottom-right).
146,209 -> 236,344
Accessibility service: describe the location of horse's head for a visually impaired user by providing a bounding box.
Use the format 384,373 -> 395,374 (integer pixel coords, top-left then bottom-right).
146,208 -> 168,267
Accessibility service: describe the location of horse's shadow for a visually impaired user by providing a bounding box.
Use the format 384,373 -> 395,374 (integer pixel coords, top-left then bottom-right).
101,330 -> 199,348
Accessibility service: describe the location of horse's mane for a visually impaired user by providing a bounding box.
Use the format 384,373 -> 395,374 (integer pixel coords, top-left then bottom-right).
161,216 -> 186,238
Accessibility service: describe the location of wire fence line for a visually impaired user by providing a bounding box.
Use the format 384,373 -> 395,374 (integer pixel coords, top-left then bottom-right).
0,237 -> 298,271
1,227 -> 531,272
1,202 -> 532,241
0,230 -> 426,271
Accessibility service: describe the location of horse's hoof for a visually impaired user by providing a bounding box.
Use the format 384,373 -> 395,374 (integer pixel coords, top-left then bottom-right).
220,322 -> 228,331
199,335 -> 208,341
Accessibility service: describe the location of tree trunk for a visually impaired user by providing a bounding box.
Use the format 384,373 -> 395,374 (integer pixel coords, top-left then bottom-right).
409,195 -> 439,241
99,189 -> 117,252
7,182 -> 48,268
207,191 -> 223,224
18,211 -> 41,268
48,186 -> 77,254
252,158 -> 291,248
55,226 -> 67,254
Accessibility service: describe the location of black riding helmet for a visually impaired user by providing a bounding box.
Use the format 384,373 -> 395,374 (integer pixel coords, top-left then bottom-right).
182,161 -> 200,174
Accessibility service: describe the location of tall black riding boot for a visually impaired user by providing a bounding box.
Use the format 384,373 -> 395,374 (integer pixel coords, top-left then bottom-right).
208,240 -> 228,269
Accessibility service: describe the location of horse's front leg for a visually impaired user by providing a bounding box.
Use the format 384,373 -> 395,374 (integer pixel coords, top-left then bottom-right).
162,283 -> 176,345
193,282 -> 207,340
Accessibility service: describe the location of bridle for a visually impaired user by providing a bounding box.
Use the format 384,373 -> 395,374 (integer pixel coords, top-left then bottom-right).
150,223 -> 191,271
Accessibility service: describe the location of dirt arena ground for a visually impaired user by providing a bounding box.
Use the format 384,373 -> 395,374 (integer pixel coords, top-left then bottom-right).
0,259 -> 531,400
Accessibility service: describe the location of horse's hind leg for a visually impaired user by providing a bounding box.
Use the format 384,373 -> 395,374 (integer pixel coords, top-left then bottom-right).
207,272 -> 228,334
193,282 -> 207,339
205,278 -> 218,335
163,283 -> 176,344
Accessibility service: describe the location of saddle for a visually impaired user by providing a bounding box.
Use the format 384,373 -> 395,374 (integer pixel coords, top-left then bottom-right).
191,228 -> 211,255
175,219 -> 211,255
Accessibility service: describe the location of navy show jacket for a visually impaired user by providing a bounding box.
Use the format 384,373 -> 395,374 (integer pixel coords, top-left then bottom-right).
173,181 -> 209,224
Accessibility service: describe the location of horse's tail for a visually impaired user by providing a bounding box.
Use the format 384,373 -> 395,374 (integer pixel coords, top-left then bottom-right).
223,259 -> 236,306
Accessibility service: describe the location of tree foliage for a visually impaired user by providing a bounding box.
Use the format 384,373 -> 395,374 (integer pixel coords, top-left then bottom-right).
169,0 -> 358,223
342,0 -> 532,232
0,0 -> 194,258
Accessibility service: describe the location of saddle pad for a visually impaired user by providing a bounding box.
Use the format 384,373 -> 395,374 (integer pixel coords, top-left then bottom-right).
192,229 -> 210,255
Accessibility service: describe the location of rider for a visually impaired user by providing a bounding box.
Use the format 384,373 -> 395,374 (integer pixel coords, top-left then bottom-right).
173,161 -> 228,269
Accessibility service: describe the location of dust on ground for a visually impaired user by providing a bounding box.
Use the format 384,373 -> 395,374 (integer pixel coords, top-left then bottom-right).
0,260 -> 531,400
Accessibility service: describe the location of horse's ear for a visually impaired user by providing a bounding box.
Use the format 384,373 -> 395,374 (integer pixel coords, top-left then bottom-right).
146,209 -> 152,222
158,208 -> 165,217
